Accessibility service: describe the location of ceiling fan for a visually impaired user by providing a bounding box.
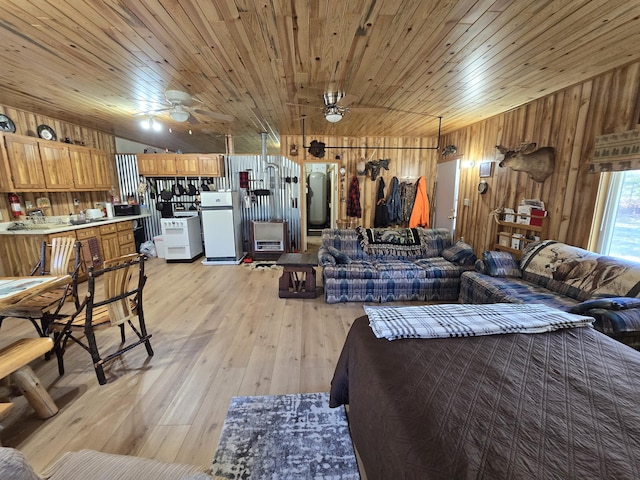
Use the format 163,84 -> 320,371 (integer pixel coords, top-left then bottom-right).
136,89 -> 234,124
289,90 -> 384,123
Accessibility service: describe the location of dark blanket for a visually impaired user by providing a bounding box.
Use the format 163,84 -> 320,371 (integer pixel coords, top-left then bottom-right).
356,226 -> 423,256
330,316 -> 640,480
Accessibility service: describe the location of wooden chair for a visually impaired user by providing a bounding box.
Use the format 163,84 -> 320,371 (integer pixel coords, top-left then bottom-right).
49,254 -> 154,385
0,237 -> 81,337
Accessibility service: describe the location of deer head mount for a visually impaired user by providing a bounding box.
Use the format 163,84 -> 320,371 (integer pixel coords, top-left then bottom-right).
496,142 -> 555,183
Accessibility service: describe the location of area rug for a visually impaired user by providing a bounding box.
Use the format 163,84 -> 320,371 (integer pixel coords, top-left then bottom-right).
241,260 -> 282,271
211,392 -> 359,479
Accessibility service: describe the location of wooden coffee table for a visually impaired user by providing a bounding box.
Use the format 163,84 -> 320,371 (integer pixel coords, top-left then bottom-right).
276,253 -> 318,298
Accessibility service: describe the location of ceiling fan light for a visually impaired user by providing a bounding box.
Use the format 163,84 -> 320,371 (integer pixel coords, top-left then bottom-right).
140,117 -> 151,130
324,110 -> 343,123
170,110 -> 190,122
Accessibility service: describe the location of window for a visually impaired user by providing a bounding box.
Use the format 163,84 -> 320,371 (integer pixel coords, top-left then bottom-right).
595,170 -> 640,262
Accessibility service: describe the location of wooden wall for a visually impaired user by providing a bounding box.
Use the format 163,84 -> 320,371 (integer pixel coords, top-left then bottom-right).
279,136 -> 439,229
0,104 -> 117,221
282,60 -> 640,254
443,60 -> 640,253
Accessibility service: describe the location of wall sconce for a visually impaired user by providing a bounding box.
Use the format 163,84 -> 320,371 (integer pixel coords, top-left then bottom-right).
461,159 -> 475,169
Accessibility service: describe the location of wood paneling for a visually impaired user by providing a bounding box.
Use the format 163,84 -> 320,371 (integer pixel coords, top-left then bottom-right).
0,1 -> 639,153
441,60 -> 640,253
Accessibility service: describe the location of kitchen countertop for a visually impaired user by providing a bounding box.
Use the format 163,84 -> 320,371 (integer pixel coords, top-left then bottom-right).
0,212 -> 150,235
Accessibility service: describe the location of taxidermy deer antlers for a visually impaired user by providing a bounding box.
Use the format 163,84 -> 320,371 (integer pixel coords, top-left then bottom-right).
496,142 -> 555,183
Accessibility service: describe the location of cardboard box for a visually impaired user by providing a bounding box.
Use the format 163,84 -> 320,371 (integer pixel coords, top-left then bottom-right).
503,208 -> 516,223
498,232 -> 511,247
516,205 -> 547,226
511,233 -> 525,250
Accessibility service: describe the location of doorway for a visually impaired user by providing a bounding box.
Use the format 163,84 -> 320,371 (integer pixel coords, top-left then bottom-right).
304,162 -> 338,239
433,159 -> 460,236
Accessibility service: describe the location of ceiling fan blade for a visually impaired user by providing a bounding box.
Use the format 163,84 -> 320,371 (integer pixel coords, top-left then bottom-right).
187,114 -> 200,125
287,102 -> 324,110
134,107 -> 172,116
192,108 -> 234,122
336,93 -> 360,107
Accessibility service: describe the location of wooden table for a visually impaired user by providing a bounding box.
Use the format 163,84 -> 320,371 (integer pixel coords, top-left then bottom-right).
276,253 -> 318,299
0,275 -> 70,421
0,276 -> 71,309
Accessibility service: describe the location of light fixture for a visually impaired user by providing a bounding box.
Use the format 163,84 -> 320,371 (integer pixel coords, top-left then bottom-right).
461,159 -> 475,169
324,105 -> 343,123
169,108 -> 190,122
140,116 -> 162,132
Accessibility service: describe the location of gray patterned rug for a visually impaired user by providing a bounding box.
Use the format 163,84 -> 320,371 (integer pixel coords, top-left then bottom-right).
211,392 -> 359,479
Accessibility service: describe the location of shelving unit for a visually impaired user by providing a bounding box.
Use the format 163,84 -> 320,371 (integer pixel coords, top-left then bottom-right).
494,210 -> 547,257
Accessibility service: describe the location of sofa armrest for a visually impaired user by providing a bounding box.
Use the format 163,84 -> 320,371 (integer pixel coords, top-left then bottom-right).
318,246 -> 337,267
568,297 -> 640,314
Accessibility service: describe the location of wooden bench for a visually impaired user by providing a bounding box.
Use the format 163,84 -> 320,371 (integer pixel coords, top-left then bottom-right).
0,338 -> 58,419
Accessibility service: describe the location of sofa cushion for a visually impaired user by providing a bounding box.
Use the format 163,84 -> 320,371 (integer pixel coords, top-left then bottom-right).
441,241 -> 477,266
520,240 -> 640,301
318,247 -> 337,266
569,296 -> 640,314
0,448 -> 40,480
418,228 -> 452,257
372,259 -> 426,279
326,246 -> 352,265
323,261 -> 379,279
482,251 -> 522,278
414,257 -> 471,279
459,271 -> 579,311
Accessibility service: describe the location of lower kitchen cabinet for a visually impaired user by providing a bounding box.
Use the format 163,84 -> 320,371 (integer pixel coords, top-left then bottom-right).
0,218 -> 142,277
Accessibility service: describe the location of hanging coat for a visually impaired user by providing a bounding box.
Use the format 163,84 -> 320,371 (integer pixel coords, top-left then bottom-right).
400,181 -> 418,224
386,176 -> 402,225
374,177 -> 388,227
346,176 -> 362,218
409,176 -> 430,228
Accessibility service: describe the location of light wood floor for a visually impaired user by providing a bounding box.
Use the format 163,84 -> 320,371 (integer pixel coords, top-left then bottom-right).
0,254 -> 375,472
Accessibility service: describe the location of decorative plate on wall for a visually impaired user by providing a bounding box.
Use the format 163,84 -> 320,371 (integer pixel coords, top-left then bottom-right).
478,180 -> 488,194
0,114 -> 16,133
37,124 -> 57,141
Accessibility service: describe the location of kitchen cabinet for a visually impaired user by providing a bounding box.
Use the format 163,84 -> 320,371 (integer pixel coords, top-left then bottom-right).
38,141 -> 75,190
99,223 -> 120,261
138,153 -> 224,177
90,149 -> 113,189
174,154 -> 200,175
117,220 -> 136,255
4,134 -> 46,190
137,153 -> 177,176
0,133 -> 112,192
198,154 -> 224,176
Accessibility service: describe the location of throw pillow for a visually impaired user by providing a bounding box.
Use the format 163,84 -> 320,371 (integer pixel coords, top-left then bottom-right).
482,251 -> 522,278
327,246 -> 352,265
474,258 -> 487,274
569,296 -> 640,314
441,241 -> 477,266
0,448 -> 40,480
318,247 -> 337,266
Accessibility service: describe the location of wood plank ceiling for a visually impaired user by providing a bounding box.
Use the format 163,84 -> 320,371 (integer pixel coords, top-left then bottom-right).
0,0 -> 638,154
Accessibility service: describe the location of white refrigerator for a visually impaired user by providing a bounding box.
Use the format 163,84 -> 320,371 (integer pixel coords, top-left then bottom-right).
200,191 -> 245,264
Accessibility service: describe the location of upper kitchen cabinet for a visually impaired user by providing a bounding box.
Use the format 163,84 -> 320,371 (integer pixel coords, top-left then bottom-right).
90,148 -> 113,189
174,154 -> 200,175
138,153 -> 224,177
38,141 -> 75,190
198,154 -> 225,177
4,134 -> 46,190
0,133 -> 113,192
137,153 -> 177,176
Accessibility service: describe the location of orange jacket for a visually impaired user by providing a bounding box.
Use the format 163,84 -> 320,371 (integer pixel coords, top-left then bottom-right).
409,176 -> 430,228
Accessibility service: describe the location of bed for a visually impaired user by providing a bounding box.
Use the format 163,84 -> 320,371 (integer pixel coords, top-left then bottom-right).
330,315 -> 640,479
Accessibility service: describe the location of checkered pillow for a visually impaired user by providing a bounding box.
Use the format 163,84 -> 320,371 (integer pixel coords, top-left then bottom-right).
482,251 -> 522,278
441,241 -> 477,266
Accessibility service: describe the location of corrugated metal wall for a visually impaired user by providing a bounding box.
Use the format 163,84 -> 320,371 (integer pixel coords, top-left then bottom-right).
115,154 -> 302,253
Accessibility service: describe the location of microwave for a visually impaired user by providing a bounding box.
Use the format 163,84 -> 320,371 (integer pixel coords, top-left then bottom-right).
114,204 -> 141,216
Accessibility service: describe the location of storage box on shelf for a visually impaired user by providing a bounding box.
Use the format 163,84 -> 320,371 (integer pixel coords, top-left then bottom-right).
494,208 -> 548,257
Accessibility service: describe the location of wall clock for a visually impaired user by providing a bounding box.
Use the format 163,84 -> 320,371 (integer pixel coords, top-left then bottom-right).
0,114 -> 16,133
37,124 -> 57,141
478,180 -> 488,194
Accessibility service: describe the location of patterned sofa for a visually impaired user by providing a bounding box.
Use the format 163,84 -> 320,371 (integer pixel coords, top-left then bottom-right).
318,227 -> 476,303
460,240 -> 640,348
